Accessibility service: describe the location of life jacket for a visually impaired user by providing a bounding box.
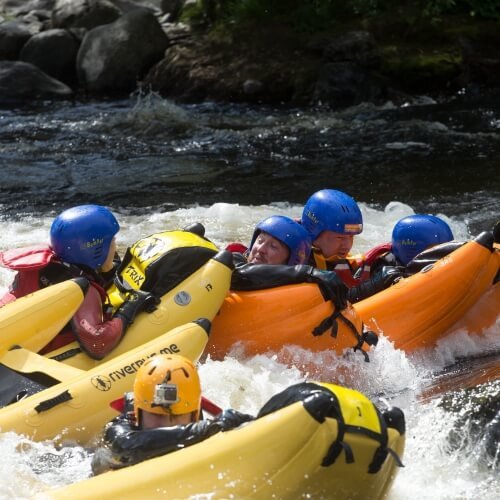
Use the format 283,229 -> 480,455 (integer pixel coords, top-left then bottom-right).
0,243 -> 107,302
0,244 -> 109,353
107,229 -> 218,311
311,250 -> 369,288
225,242 -> 248,254
0,245 -> 59,305
311,243 -> 393,287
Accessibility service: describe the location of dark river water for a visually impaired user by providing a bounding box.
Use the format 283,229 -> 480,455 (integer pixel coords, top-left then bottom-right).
0,90 -> 498,498
1,89 -> 499,234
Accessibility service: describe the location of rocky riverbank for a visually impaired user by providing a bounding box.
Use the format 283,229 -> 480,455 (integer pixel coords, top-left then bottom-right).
1,0 -> 500,107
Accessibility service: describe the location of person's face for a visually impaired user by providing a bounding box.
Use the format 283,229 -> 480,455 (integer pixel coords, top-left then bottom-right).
247,231 -> 290,265
101,237 -> 116,272
314,231 -> 354,259
141,410 -> 195,430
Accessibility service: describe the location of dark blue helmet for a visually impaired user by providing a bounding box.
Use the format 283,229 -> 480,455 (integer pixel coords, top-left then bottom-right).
392,214 -> 454,266
50,205 -> 120,270
301,189 -> 363,240
249,215 -> 312,265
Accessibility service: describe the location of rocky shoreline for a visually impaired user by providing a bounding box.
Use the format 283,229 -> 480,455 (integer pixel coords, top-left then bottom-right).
1,0 -> 500,107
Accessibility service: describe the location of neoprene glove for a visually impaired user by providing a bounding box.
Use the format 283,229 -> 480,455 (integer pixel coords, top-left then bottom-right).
307,269 -> 348,310
347,266 -> 405,303
217,409 -> 254,431
114,290 -> 160,327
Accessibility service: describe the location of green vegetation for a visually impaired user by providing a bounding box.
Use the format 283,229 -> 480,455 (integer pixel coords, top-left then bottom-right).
183,0 -> 500,32
176,0 -> 500,98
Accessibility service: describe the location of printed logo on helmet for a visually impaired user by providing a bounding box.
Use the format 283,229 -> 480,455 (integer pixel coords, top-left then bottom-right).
80,238 -> 104,250
304,210 -> 319,224
401,238 -> 417,247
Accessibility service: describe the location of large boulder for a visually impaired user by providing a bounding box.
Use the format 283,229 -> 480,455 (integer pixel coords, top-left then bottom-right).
313,61 -> 387,108
76,8 -> 168,93
0,60 -> 73,100
19,28 -> 80,84
0,21 -> 32,60
0,0 -> 56,17
52,0 -> 121,30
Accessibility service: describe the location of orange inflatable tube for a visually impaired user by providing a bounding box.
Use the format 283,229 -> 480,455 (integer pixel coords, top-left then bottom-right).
207,284 -> 365,360
356,233 -> 498,352
207,233 -> 498,359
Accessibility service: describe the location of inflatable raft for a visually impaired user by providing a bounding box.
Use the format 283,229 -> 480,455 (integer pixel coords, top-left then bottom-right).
43,233 -> 234,370
207,232 -> 498,359
0,319 -> 211,444
0,278 -> 88,357
44,383 -> 406,499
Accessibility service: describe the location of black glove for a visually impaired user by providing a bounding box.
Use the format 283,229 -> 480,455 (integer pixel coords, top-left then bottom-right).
217,409 -> 254,431
114,290 -> 160,327
307,268 -> 348,310
348,266 -> 405,303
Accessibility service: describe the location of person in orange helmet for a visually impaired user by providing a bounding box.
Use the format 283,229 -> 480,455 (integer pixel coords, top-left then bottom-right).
91,354 -> 253,474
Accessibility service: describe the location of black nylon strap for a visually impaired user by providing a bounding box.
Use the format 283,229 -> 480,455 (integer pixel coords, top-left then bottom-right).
49,347 -> 82,362
312,309 -> 372,362
321,391 -> 349,467
34,390 -> 72,413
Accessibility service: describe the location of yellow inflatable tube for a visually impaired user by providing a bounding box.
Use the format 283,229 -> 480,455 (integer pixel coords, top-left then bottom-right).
44,250 -> 233,370
0,278 -> 88,357
0,319 -> 210,444
45,384 -> 405,499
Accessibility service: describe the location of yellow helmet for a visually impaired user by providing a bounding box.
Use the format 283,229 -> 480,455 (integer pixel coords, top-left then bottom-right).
133,354 -> 201,422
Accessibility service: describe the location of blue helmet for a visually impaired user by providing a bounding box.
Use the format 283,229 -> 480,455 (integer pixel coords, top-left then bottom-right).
50,205 -> 120,270
301,189 -> 363,240
249,215 -> 312,265
392,214 -> 453,266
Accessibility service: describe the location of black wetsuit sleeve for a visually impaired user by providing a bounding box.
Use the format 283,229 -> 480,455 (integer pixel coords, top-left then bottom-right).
405,241 -> 464,274
231,262 -> 316,290
369,253 -> 398,277
102,410 -> 253,468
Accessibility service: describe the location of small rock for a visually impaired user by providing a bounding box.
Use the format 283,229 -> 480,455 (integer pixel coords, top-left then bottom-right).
243,79 -> 263,95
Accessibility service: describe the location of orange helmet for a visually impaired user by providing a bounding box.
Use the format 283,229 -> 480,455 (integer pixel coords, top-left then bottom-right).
133,354 -> 201,422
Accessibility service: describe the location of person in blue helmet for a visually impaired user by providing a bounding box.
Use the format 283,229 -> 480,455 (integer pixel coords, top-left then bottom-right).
301,189 -> 412,296
0,205 -> 156,358
246,215 -> 312,266
229,215 -> 348,310
301,189 -> 373,288
347,214 -> 456,302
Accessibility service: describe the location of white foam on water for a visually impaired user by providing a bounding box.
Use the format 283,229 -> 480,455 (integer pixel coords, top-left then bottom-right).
0,201 -> 495,498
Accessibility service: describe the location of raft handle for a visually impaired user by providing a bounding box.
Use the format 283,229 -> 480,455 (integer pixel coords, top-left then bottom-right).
49,347 -> 83,362
34,390 -> 73,413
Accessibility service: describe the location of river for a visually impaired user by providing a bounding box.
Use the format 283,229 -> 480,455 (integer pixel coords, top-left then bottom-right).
0,90 -> 498,499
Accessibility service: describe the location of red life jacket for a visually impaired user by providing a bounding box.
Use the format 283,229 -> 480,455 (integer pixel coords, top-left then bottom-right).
363,242 -> 392,266
311,242 -> 392,288
0,244 -> 110,354
0,245 -> 58,305
226,242 -> 248,254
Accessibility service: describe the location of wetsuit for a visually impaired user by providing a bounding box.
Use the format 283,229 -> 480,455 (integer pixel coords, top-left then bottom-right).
229,253 -> 348,309
0,245 -> 125,359
347,241 -> 464,302
91,406 -> 253,474
308,249 -> 373,288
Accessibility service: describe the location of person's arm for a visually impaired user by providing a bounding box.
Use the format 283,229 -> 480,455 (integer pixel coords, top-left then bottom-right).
405,241 -> 464,274
71,286 -> 158,360
100,410 -> 253,469
347,266 -> 405,303
231,263 -> 348,309
70,286 -> 125,359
